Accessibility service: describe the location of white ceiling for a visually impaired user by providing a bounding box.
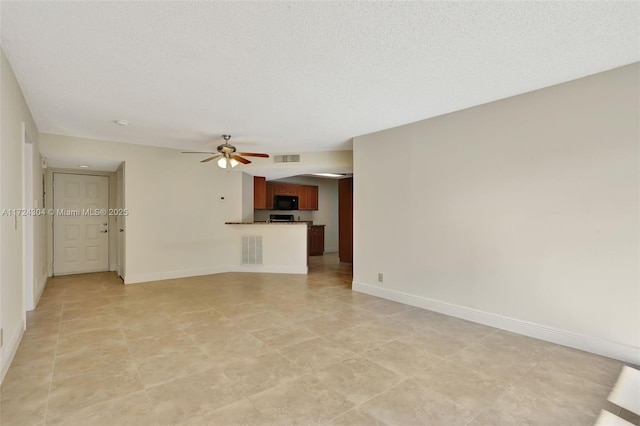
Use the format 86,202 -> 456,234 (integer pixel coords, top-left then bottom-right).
1,2 -> 638,154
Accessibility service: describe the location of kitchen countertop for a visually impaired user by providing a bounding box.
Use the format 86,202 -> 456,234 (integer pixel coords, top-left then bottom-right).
225,221 -> 310,225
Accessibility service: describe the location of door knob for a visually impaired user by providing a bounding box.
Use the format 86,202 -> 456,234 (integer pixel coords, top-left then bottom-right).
119,229 -> 124,232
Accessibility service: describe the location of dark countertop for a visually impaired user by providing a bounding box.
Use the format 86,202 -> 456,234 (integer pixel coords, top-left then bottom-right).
225,222 -> 325,226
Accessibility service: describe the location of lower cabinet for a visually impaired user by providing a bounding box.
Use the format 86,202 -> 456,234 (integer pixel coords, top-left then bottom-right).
308,225 -> 325,256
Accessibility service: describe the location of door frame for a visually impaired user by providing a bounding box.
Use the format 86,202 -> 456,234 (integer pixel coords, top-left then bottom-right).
50,171 -> 113,276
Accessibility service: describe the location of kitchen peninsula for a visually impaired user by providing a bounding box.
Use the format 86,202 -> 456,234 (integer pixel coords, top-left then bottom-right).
224,221 -> 308,274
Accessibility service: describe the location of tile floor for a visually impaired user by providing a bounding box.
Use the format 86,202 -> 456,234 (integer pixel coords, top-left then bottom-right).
1,254 -> 636,425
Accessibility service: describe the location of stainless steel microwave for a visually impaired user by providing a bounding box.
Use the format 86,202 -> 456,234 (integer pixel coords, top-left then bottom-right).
274,195 -> 299,210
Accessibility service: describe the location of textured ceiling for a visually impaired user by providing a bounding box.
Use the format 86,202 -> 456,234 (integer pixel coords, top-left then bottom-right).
1,2 -> 638,154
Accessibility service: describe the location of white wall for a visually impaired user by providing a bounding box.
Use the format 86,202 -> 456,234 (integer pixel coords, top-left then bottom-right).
0,49 -> 45,382
40,133 -> 246,284
353,63 -> 640,364
254,176 -> 339,252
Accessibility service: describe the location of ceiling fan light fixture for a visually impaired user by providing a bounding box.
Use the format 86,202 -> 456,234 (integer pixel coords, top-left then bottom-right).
217,157 -> 228,168
229,158 -> 239,168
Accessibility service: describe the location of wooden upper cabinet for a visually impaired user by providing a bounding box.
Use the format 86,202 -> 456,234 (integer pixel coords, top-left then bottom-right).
307,186 -> 318,210
265,182 -> 274,210
256,180 -> 319,211
254,176 -> 266,210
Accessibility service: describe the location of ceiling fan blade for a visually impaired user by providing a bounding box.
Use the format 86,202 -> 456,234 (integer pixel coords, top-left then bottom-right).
182,151 -> 217,154
201,155 -> 222,163
237,152 -> 269,158
232,155 -> 251,165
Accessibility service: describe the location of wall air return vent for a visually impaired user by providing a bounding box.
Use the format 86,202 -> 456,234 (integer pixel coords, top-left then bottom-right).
273,154 -> 300,163
242,235 -> 263,265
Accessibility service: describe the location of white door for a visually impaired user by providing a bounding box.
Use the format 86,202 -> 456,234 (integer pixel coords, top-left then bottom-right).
53,173 -> 109,275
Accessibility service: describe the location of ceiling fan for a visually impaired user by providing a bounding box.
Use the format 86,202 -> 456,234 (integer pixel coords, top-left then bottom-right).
182,134 -> 269,169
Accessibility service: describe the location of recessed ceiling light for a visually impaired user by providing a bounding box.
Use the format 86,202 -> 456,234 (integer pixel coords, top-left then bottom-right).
78,165 -> 90,168
113,119 -> 129,126
312,173 -> 344,178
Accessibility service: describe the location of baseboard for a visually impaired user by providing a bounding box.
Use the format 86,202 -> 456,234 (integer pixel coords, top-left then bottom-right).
0,319 -> 25,385
352,281 -> 640,365
229,265 -> 308,274
124,264 -> 308,284
124,266 -> 231,284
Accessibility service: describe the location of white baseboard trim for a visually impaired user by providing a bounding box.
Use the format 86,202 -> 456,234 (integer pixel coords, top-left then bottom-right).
0,319 -> 25,385
353,281 -> 640,365
229,265 -> 308,274
124,266 -> 231,284
125,264 -> 308,284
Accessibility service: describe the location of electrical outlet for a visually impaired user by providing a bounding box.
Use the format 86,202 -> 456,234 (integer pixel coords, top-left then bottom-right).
378,273 -> 383,283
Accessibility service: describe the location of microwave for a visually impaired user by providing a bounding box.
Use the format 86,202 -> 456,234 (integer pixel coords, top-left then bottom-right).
274,195 -> 299,210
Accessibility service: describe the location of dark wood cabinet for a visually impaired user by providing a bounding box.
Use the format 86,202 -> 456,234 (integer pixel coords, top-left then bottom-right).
254,176 -> 266,210
338,177 -> 353,263
265,182 -> 274,210
308,225 -> 325,256
255,178 -> 318,211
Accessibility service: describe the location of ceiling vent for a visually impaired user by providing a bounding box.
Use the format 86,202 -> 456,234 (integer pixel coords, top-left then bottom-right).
273,154 -> 300,163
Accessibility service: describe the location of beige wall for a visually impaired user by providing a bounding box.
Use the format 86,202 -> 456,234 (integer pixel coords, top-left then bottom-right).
40,133 -> 245,283
0,49 -> 45,381
353,63 -> 640,363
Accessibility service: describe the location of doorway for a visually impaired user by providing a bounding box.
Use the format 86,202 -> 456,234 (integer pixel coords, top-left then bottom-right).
52,173 -> 109,275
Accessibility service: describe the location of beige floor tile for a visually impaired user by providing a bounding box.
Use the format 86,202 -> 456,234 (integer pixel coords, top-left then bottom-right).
363,340 -> 443,378
418,360 -> 508,412
185,318 -> 247,343
358,298 -> 413,316
397,328 -> 469,357
251,325 -> 318,349
512,362 -> 614,417
0,386 -> 48,426
328,408 -> 379,426
298,313 -> 353,335
425,316 -> 495,343
250,374 -> 354,424
46,367 -> 144,422
316,356 -> 402,404
134,347 -> 213,387
359,377 -> 478,425
468,388 -> 596,426
45,391 -> 159,426
278,337 -> 356,371
126,330 -> 195,360
536,345 -> 624,388
56,326 -> 126,354
222,352 -> 305,396
0,259 -> 625,426
169,308 -> 224,329
324,323 -> 401,353
53,345 -> 136,381
197,398 -> 268,425
146,368 -> 245,426
195,334 -> 271,367
232,310 -> 290,332
448,339 -> 538,387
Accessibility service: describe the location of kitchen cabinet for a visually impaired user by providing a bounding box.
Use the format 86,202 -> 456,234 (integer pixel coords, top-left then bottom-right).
265,182 -> 274,210
308,225 -> 325,256
254,176 -> 266,210
255,178 -> 318,211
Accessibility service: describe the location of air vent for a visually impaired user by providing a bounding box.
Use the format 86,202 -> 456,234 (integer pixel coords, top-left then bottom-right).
242,235 -> 263,265
273,154 -> 300,163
